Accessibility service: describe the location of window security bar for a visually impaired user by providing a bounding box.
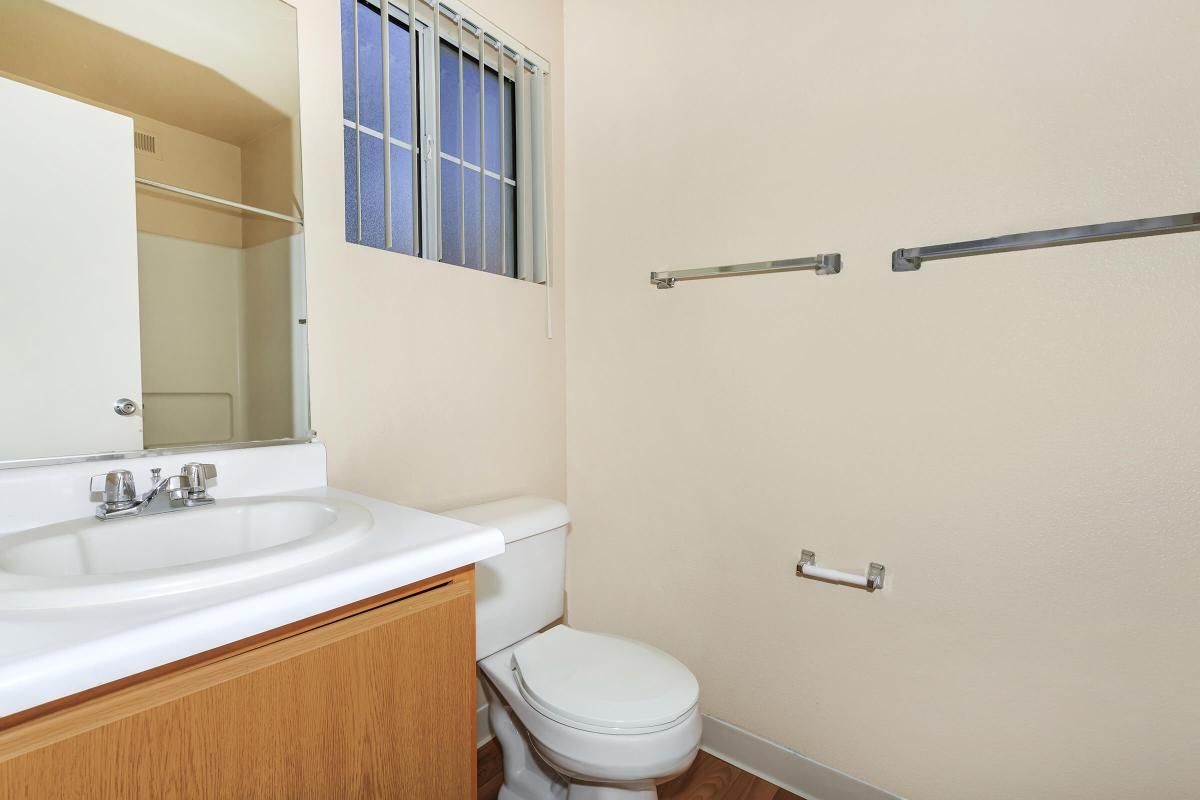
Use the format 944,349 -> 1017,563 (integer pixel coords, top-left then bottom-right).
892,212 -> 1200,272
423,0 -> 545,75
650,253 -> 841,289
135,178 -> 303,226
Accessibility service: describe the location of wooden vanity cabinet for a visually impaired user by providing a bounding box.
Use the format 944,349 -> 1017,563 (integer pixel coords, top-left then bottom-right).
0,567 -> 478,799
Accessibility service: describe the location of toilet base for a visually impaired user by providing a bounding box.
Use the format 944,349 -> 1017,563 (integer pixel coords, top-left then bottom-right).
565,784 -> 658,799
481,671 -> 676,800
484,678 -> 568,800
497,782 -> 657,800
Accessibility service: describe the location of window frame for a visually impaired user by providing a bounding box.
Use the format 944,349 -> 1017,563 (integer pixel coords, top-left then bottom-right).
343,0 -> 540,281
343,0 -> 430,256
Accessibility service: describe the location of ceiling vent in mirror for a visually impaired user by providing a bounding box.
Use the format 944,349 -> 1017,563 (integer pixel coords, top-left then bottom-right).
133,130 -> 161,160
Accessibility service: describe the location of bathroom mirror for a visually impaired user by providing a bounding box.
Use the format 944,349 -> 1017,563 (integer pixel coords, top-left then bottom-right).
0,0 -> 308,464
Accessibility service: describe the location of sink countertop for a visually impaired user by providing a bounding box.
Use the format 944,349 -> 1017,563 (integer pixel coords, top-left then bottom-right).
0,486 -> 504,719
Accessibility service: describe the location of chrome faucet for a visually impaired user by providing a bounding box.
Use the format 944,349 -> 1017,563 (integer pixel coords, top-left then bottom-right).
90,462 -> 217,521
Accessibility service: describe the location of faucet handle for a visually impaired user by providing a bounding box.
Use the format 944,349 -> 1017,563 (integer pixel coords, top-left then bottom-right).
180,463 -> 217,500
90,470 -> 138,510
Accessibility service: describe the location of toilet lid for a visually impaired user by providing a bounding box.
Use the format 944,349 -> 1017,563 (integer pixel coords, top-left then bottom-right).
512,626 -> 699,732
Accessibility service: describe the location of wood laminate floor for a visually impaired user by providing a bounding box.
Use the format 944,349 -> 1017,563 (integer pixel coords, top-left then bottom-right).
478,740 -> 805,800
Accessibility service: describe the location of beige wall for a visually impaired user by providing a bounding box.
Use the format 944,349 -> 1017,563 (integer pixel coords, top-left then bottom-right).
289,0 -> 566,510
563,1 -> 1200,798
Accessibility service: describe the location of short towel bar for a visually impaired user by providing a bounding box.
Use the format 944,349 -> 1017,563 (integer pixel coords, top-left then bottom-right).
795,550 -> 885,592
651,253 -> 841,289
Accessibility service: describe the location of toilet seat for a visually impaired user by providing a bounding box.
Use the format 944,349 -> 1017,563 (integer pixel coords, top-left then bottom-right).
512,626 -> 699,735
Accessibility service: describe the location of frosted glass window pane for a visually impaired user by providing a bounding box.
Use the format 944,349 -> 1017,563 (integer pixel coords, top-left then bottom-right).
388,18 -> 413,144
439,42 -> 460,158
357,3 -> 384,132
440,159 -> 462,265
504,183 -> 517,274
340,27 -> 528,273
344,126 -> 358,243
390,145 -> 415,255
484,69 -> 500,173
437,42 -> 520,276
464,172 -> 481,269
485,176 -> 502,272
340,0 -> 356,121
504,78 -> 516,179
359,133 -> 386,248
462,54 -> 481,168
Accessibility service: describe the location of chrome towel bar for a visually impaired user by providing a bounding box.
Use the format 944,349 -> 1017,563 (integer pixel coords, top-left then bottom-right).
795,550 -> 884,592
892,211 -> 1200,272
651,253 -> 841,289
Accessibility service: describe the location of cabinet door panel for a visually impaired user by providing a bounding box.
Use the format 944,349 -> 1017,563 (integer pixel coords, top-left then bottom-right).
0,573 -> 477,799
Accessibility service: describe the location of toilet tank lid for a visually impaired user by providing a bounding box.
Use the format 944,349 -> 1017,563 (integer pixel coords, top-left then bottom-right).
440,496 -> 569,544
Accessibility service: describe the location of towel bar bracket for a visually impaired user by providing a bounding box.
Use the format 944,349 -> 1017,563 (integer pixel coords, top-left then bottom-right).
867,561 -> 886,590
892,249 -> 921,272
797,549 -> 816,572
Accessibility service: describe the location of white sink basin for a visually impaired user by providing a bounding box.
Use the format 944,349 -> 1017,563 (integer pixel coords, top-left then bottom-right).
0,496 -> 372,609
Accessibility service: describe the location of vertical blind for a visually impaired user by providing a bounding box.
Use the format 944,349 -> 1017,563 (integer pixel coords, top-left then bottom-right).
341,0 -> 550,284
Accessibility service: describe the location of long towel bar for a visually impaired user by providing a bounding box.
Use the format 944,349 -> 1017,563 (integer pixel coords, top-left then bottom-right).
892,211 -> 1200,272
651,253 -> 841,289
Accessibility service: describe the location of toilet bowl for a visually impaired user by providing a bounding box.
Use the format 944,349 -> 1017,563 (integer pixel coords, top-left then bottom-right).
441,496 -> 702,799
479,625 -> 701,799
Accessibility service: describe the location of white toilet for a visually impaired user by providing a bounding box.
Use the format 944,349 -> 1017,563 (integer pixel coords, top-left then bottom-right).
444,497 -> 701,799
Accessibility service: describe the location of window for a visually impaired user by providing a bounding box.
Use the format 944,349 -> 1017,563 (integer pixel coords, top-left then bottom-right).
341,0 -> 417,255
341,0 -> 548,282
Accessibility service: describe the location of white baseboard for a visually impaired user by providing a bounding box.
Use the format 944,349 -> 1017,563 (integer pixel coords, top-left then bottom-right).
700,715 -> 903,800
474,704 -> 900,800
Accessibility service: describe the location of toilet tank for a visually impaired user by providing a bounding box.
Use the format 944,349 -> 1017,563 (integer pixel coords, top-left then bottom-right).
441,496 -> 570,660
